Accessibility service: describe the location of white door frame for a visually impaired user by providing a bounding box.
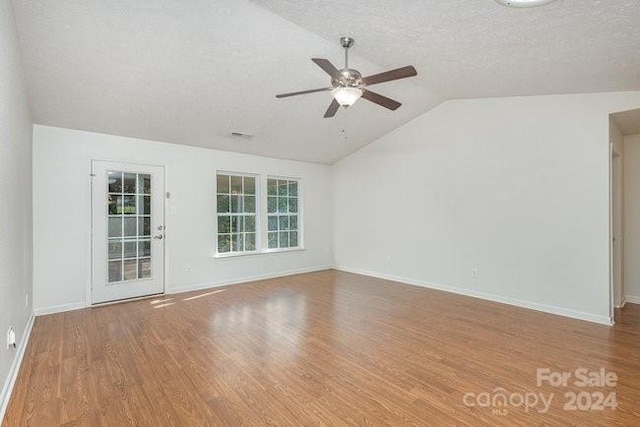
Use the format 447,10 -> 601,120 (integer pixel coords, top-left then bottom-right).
609,144 -> 624,321
90,160 -> 166,304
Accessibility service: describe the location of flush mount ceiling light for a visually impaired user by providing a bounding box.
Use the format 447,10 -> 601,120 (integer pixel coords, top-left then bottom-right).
495,0 -> 558,7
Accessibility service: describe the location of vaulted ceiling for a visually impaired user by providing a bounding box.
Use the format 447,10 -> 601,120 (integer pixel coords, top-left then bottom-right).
11,0 -> 640,164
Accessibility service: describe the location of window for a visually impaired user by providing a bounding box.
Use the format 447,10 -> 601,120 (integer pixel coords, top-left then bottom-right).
267,177 -> 300,249
216,173 -> 258,254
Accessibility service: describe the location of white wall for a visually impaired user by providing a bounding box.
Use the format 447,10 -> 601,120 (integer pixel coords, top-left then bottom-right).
0,0 -> 33,417
624,133 -> 640,302
333,92 -> 640,324
32,125 -> 333,313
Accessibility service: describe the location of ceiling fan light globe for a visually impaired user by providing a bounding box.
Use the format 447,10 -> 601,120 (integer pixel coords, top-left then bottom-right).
331,87 -> 363,107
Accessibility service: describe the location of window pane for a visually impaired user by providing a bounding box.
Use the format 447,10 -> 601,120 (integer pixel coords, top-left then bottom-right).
230,215 -> 244,233
138,258 -> 151,278
230,195 -> 243,213
109,217 -> 122,238
123,195 -> 136,215
245,215 -> 256,232
268,232 -> 278,249
289,215 -> 298,231
123,241 -> 137,258
108,195 -> 120,215
108,172 -> 122,193
124,217 -> 137,237
279,215 -> 289,230
138,240 -> 151,257
268,215 -> 278,231
218,234 -> 231,253
243,177 -> 255,195
139,195 -> 151,215
123,173 -> 137,193
231,233 -> 244,252
279,231 -> 289,248
217,175 -> 230,194
267,196 -> 277,213
267,179 -> 278,195
230,176 -> 243,194
245,233 -> 256,251
108,261 -> 122,282
138,174 -> 151,195
108,241 -> 122,260
123,259 -> 137,280
138,217 -> 151,237
289,181 -> 298,197
278,180 -> 288,196
290,231 -> 298,247
278,197 -> 288,213
289,197 -> 298,213
218,216 -> 231,233
217,195 -> 230,213
244,195 -> 255,213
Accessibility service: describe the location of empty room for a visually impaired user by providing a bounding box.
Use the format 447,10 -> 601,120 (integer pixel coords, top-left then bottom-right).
2,0 -> 640,425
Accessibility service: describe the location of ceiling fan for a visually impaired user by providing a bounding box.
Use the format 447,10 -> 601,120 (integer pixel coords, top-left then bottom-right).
275,37 -> 418,118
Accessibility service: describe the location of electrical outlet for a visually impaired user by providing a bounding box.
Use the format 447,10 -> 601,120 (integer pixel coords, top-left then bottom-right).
386,257 -> 392,267
25,293 -> 29,308
472,268 -> 479,278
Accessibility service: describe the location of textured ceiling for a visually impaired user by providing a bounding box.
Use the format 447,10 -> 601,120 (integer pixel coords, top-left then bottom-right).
11,0 -> 640,164
251,0 -> 640,99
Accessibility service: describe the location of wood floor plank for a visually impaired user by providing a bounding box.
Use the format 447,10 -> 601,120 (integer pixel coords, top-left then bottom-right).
3,270 -> 640,425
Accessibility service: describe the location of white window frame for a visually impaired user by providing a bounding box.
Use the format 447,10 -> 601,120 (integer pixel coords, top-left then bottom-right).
215,171 -> 260,258
265,175 -> 303,253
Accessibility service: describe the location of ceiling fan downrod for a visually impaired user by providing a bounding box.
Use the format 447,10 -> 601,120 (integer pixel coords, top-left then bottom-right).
340,36 -> 354,69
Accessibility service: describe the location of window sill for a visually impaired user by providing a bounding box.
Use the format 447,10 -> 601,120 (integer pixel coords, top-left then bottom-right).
213,247 -> 305,259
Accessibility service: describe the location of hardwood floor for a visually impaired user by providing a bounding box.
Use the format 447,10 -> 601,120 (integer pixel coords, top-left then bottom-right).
3,270 -> 640,425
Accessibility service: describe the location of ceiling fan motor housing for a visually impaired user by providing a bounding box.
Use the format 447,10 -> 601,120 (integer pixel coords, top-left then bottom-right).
332,68 -> 363,88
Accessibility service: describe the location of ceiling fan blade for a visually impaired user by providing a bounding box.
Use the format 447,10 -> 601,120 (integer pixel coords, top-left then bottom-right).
361,90 -> 401,110
362,65 -> 417,86
324,99 -> 340,118
312,58 -> 339,77
276,87 -> 332,98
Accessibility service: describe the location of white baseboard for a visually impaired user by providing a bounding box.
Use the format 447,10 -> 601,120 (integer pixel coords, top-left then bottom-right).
0,313 -> 35,423
334,265 -> 613,326
625,295 -> 640,305
33,302 -> 85,316
167,264 -> 333,295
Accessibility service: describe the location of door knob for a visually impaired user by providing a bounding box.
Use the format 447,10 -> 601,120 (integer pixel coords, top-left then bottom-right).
153,234 -> 164,240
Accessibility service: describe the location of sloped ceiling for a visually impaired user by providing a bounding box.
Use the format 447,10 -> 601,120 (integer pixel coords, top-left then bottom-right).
611,108 -> 640,136
11,0 -> 640,164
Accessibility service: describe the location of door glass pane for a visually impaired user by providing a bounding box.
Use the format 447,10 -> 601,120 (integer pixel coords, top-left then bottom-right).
108,261 -> 122,282
106,171 -> 153,283
123,173 -> 137,193
123,217 -> 137,236
108,217 -> 122,238
138,258 -> 151,278
123,259 -> 137,280
123,240 -> 137,258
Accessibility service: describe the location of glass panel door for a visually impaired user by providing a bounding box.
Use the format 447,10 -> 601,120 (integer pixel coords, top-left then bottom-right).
92,161 -> 165,304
